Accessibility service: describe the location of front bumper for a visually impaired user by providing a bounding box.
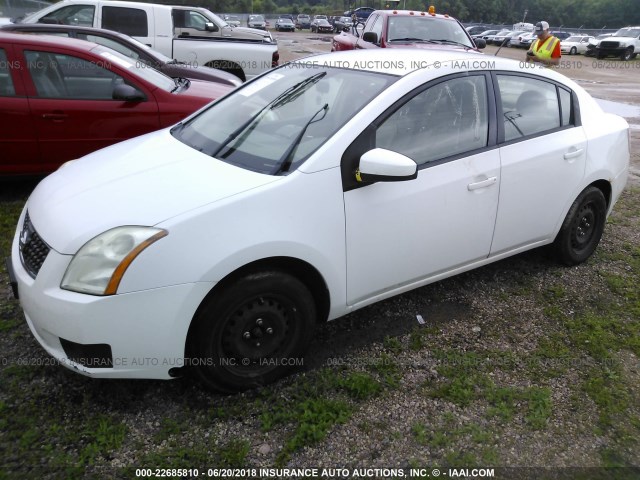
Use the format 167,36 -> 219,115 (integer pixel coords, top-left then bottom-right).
11,214 -> 214,380
593,47 -> 627,57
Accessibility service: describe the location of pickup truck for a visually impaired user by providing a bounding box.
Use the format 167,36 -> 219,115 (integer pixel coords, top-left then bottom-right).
332,9 -> 485,52
19,0 -> 279,80
590,26 -> 640,61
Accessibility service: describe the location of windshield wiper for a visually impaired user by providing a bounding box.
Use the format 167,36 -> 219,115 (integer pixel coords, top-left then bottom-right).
274,103 -> 328,175
388,37 -> 430,42
431,39 -> 473,48
211,71 -> 327,159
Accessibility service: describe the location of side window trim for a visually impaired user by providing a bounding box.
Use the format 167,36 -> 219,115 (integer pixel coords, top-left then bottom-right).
491,70 -> 581,146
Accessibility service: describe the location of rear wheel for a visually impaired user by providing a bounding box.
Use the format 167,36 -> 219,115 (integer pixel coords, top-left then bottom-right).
552,186 -> 607,266
189,271 -> 316,392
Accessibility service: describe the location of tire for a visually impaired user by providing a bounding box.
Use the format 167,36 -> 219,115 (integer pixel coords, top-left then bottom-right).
189,271 -> 316,392
552,186 -> 607,266
570,46 -> 577,55
621,47 -> 634,61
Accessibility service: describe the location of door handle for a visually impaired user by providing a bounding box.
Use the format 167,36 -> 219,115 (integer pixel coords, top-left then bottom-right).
42,113 -> 68,121
563,148 -> 584,160
467,176 -> 497,191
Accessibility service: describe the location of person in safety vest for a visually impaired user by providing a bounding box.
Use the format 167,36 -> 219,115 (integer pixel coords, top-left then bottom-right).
526,21 -> 561,66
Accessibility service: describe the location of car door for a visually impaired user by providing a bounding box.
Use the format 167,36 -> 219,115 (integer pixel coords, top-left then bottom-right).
343,73 -> 501,305
19,45 -> 160,170
355,13 -> 382,48
490,73 -> 587,255
0,44 -> 40,174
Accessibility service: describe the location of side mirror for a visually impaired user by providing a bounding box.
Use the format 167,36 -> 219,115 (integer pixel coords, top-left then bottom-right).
356,148 -> 417,183
362,31 -> 377,43
475,38 -> 486,49
113,84 -> 145,102
205,22 -> 217,32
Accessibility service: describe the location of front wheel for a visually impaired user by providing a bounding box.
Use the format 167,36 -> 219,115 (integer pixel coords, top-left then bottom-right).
189,271 -> 316,392
621,47 -> 634,61
551,186 -> 607,266
570,46 -> 577,55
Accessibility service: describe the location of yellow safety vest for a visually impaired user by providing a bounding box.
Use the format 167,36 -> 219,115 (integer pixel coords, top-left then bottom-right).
530,36 -> 560,59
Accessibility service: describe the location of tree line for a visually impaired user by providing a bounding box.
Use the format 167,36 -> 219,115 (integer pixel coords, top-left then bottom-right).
162,0 -> 640,28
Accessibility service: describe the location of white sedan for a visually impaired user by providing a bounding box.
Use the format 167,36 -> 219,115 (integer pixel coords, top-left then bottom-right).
561,35 -> 595,55
9,49 -> 630,392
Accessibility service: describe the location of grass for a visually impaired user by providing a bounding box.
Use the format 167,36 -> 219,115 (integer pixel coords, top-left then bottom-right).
0,186 -> 638,473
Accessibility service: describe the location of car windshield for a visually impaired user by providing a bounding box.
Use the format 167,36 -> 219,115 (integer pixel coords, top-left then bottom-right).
92,45 -> 176,91
172,65 -> 397,175
387,17 -> 474,48
614,27 -> 640,37
250,15 -> 264,21
564,36 -> 582,42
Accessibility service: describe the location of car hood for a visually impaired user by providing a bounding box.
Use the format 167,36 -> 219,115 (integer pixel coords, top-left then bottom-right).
28,129 -> 280,254
231,26 -> 273,41
385,42 -> 479,52
602,36 -> 638,43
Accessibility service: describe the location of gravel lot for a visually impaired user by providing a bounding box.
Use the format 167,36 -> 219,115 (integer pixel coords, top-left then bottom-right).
0,33 -> 639,479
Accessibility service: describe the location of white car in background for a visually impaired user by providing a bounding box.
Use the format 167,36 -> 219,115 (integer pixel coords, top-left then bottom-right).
9,49 -> 629,393
561,35 -> 595,55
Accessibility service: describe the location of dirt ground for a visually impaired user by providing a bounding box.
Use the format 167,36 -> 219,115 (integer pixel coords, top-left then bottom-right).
272,32 -> 640,185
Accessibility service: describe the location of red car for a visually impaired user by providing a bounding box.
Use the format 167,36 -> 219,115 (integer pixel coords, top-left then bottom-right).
0,32 -> 233,175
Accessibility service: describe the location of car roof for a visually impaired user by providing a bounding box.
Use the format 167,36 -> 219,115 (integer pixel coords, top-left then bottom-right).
296,48 -> 569,84
0,30 -> 97,52
1,22 -> 134,41
371,9 -> 460,21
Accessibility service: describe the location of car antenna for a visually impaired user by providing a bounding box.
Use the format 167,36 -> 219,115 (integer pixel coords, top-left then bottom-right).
494,36 -> 509,56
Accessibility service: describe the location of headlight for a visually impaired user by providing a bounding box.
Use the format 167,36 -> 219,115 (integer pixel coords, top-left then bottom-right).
61,226 -> 167,295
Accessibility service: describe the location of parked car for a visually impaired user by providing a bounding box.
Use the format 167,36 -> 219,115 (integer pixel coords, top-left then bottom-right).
295,14 -> 310,29
274,17 -> 295,32
0,23 -> 243,87
19,0 -> 278,81
585,33 -> 614,57
8,48 -> 629,392
551,31 -> 572,41
332,9 -> 484,52
223,14 -> 241,27
334,16 -> 353,33
472,29 -> 499,40
0,32 -> 232,175
486,29 -> 511,45
494,30 -> 524,46
511,31 -> 536,48
588,26 -> 640,60
560,35 -> 594,55
247,14 -> 266,30
465,25 -> 488,36
311,18 -> 333,33
349,6 -> 374,23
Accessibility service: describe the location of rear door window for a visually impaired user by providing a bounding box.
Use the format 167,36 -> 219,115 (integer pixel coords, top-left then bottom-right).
102,6 -> 148,37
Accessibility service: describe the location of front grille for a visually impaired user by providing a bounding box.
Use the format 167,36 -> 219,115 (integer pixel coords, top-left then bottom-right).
600,41 -> 620,49
19,212 -> 50,279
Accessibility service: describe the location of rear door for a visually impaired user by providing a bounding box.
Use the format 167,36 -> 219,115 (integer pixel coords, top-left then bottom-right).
490,73 -> 587,255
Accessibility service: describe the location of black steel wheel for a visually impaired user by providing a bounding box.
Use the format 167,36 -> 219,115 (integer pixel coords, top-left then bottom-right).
621,47 -> 634,61
552,186 -> 607,266
189,271 -> 316,392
